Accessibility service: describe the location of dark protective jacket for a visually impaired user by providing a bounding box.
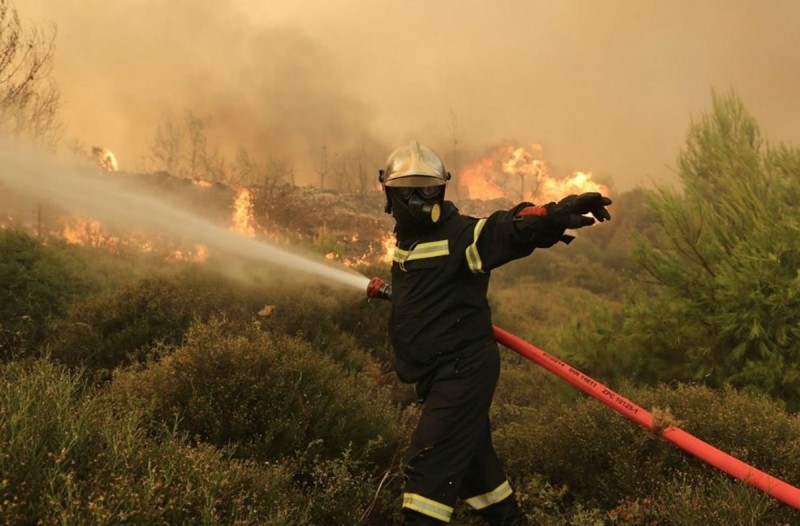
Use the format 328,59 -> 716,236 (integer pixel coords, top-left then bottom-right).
389,200 -> 567,384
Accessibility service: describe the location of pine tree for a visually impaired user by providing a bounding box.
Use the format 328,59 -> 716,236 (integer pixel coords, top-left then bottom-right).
631,91 -> 800,407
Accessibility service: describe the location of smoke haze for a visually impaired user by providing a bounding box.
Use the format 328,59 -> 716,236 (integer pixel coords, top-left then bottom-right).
15,0 -> 800,190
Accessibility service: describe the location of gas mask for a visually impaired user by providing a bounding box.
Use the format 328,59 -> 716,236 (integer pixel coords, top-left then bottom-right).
389,185 -> 444,226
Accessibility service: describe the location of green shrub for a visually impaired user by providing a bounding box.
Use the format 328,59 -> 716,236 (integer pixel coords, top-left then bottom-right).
47,268 -> 266,372
0,358 -> 299,525
634,384 -> 800,485
45,260 -> 386,378
111,318 -> 401,465
0,229 -> 177,361
0,231 -> 82,357
288,445 -> 406,526
331,290 -> 392,362
492,381 -> 800,523
651,472 -> 780,526
257,283 -> 379,372
489,278 -> 617,353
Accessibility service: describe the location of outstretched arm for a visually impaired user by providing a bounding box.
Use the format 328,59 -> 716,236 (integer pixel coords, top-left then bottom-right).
465,193 -> 612,273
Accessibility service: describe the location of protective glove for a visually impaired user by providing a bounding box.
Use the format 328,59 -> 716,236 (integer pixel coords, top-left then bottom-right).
543,192 -> 612,229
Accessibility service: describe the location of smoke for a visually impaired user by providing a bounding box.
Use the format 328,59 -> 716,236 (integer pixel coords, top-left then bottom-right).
17,0 -> 386,178
15,0 -> 800,190
0,140 -> 370,291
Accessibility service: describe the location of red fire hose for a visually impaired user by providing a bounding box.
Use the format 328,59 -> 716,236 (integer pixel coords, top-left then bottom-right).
492,325 -> 800,510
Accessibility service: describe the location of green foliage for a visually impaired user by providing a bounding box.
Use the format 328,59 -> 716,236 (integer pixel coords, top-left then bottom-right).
257,282 -> 381,372
555,290 -> 686,388
0,230 -> 82,356
44,255 -> 385,377
493,243 -> 623,297
491,188 -> 657,300
47,267 -> 266,373
634,92 -> 800,401
332,263 -> 392,358
490,277 -> 618,353
0,358 -> 299,525
652,473 -> 779,526
288,446 -> 405,526
558,92 -> 800,409
492,381 -> 800,524
112,318 -> 400,465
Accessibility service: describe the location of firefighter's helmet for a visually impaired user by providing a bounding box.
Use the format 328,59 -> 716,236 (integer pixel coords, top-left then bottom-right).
378,141 -> 451,188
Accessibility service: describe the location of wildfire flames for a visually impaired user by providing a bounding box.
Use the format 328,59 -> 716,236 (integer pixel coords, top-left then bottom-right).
458,143 -> 609,204
92,147 -> 118,172
62,218 -> 107,247
378,232 -> 395,264
326,231 -> 395,267
168,244 -> 209,262
230,188 -> 256,238
31,141 -> 607,272
60,217 -> 209,261
56,187 -> 257,261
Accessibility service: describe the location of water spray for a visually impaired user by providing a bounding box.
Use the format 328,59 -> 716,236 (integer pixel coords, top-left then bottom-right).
0,143 -> 370,292
363,277 -> 800,510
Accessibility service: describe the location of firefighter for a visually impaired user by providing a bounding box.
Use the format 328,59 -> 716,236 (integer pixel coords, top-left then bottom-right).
378,141 -> 612,526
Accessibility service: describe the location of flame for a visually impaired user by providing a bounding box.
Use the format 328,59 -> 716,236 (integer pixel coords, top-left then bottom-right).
379,231 -> 395,264
62,218 -> 108,247
230,188 -> 256,237
92,147 -> 118,172
170,244 -> 209,262
536,171 -> 606,204
60,216 -> 208,262
459,153 -> 507,200
459,143 -> 609,203
58,188 -> 253,259
192,179 -> 213,188
325,231 -> 396,268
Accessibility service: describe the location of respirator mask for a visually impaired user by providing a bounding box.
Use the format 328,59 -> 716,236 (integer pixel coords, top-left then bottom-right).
390,185 -> 444,226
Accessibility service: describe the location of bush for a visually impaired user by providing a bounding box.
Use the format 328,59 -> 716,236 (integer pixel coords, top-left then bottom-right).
47,268 -> 266,372
288,446 -> 406,526
111,318 -> 401,465
257,283 -> 380,372
492,381 -> 800,523
652,472 -> 779,526
489,278 -> 618,353
0,358 -> 299,525
0,230 -> 83,357
46,263 -> 389,381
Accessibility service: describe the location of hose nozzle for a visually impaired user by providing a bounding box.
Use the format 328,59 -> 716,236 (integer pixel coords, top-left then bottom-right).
366,277 -> 392,301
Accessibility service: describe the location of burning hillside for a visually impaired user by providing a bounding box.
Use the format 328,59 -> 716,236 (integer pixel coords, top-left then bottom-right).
0,160 -> 394,268
1,142 -> 611,270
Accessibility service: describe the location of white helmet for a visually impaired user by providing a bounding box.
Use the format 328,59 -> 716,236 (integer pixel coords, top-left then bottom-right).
379,141 -> 451,188
378,141 -> 451,216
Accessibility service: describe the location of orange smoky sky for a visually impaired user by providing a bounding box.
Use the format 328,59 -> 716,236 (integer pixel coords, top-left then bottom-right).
15,0 -> 800,190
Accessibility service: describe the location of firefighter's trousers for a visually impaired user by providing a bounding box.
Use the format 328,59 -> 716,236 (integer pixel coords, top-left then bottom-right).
402,339 -> 521,524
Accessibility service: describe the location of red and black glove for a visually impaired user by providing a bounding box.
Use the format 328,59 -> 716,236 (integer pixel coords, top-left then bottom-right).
518,192 -> 612,230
